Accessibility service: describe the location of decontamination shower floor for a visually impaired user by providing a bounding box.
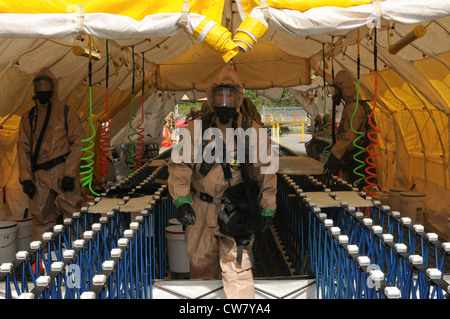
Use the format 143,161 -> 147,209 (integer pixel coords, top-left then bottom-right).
152,277 -> 317,299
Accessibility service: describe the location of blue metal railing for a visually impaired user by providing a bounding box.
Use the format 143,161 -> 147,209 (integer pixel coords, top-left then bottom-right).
275,173 -> 449,299
1,163 -> 448,299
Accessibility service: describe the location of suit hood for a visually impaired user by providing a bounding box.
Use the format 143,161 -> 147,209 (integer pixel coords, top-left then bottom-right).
333,70 -> 357,104
207,65 -> 244,111
33,67 -> 59,101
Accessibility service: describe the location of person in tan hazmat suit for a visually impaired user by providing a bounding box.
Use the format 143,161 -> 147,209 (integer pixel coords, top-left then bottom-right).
323,69 -> 370,187
17,68 -> 85,242
168,65 -> 277,299
305,114 -> 329,161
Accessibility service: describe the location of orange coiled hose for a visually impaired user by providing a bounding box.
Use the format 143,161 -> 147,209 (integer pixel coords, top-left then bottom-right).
99,40 -> 111,187
134,54 -> 145,170
364,27 -> 380,196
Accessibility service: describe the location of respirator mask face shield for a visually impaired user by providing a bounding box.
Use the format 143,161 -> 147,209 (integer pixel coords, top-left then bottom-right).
329,84 -> 343,106
33,77 -> 54,105
211,86 -> 239,124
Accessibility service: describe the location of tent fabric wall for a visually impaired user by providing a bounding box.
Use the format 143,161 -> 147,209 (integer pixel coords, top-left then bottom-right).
155,42 -> 310,91
0,114 -> 28,219
360,66 -> 450,237
288,75 -> 343,121
0,115 -> 20,190
0,153 -> 29,220
231,0 -> 450,238
109,90 -> 182,153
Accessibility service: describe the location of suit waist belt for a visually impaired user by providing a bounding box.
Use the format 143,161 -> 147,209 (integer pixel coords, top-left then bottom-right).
32,153 -> 70,172
194,189 -> 223,204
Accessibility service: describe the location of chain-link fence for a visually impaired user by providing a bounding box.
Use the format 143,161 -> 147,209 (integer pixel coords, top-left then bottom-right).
260,106 -> 308,123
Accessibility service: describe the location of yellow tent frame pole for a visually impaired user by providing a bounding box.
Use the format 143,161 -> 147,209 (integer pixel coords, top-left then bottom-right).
301,122 -> 304,142
277,123 -> 280,145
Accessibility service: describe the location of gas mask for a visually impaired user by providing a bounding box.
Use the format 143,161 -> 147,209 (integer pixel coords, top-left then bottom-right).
332,91 -> 343,106
329,85 -> 343,106
33,76 -> 54,105
211,86 -> 239,124
34,91 -> 53,105
214,108 -> 238,124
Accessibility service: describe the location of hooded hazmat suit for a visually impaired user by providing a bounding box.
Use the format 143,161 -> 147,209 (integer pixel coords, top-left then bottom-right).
327,70 -> 370,186
17,68 -> 85,241
168,65 -> 277,299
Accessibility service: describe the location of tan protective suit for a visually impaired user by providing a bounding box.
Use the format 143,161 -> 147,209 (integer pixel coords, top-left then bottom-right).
168,66 -> 277,299
330,70 -> 369,184
17,68 -> 85,241
306,115 -> 328,161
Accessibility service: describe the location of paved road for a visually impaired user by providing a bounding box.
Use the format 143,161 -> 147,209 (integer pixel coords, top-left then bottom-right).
277,132 -> 312,155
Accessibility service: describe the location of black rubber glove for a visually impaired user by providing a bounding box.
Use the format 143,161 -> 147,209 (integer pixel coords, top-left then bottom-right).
22,180 -> 36,199
176,203 -> 196,225
260,216 -> 273,232
61,176 -> 75,192
323,153 -> 342,175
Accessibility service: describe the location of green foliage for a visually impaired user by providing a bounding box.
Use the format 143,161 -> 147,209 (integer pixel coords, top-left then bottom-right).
245,88 -> 300,110
177,101 -> 202,117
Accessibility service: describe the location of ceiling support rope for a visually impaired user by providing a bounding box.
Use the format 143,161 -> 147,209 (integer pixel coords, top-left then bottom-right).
322,43 -> 332,161
134,52 -> 146,170
99,39 -> 111,188
126,46 -> 138,173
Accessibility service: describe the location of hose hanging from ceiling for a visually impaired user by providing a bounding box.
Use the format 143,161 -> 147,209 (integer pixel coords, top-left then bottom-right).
322,43 -> 332,161
99,39 -> 111,187
364,26 -> 381,196
126,46 -> 138,173
79,36 -> 100,196
350,29 -> 367,188
329,38 -> 343,180
134,53 -> 145,170
330,36 -> 337,146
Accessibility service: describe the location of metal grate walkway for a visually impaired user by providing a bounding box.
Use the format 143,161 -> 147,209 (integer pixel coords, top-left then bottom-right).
252,227 -> 293,278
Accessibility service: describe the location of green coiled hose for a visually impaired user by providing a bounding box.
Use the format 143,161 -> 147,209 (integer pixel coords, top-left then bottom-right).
350,32 -> 366,188
79,36 -> 100,196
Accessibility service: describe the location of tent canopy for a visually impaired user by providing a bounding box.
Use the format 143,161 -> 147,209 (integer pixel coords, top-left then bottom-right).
0,0 -> 449,238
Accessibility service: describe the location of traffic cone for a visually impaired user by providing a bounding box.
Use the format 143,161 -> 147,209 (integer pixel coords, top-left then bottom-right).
31,260 -> 45,276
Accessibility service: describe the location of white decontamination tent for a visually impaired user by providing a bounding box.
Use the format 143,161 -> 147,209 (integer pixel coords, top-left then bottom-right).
0,0 -> 449,239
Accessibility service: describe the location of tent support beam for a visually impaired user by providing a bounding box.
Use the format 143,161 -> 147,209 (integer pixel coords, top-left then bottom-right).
360,42 -> 449,115
393,29 -> 450,71
433,20 -> 450,36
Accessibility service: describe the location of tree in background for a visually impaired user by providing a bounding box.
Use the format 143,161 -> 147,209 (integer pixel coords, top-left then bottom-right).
244,88 -> 298,110
177,89 -> 300,117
